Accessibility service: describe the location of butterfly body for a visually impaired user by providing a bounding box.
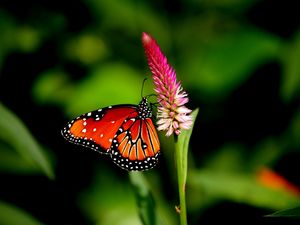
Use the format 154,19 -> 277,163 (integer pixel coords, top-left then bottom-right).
61,98 -> 160,171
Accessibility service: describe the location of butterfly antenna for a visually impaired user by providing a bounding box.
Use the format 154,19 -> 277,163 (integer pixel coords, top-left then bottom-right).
140,78 -> 158,102
141,78 -> 148,98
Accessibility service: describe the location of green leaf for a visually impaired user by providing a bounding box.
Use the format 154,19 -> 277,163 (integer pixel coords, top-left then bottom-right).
129,172 -> 156,225
280,31 -> 300,102
31,69 -> 72,106
187,0 -> 256,13
202,144 -> 246,172
268,206 -> 300,217
79,166 -> 141,225
0,141 -> 45,174
15,26 -> 41,53
66,63 -> 152,117
251,138 -> 284,169
129,172 -> 176,225
80,165 -> 176,225
0,201 -> 44,225
86,0 -> 170,41
188,169 -> 300,210
63,33 -> 108,65
179,27 -> 280,101
0,102 -> 54,179
176,108 -> 199,184
175,108 -> 199,225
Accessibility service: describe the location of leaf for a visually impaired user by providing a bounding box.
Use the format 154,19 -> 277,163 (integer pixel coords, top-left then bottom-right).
0,141 -> 45,174
280,31 -> 300,102
129,172 -> 156,225
32,64 -> 154,117
15,26 -> 41,53
129,172 -> 176,225
80,164 -> 176,225
86,0 -> 170,41
188,169 -> 300,210
79,166 -> 141,225
202,144 -> 246,172
63,33 -> 108,65
179,27 -> 280,101
65,63 -> 153,117
251,138 -> 284,169
0,201 -> 44,225
176,108 -> 199,184
175,108 -> 199,225
31,69 -> 72,106
0,102 -> 54,179
268,206 -> 300,217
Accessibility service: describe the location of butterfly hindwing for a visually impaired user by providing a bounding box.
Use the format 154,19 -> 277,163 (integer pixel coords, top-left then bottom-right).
110,117 -> 160,171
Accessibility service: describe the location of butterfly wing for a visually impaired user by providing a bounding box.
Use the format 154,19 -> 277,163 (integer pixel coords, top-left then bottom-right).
110,116 -> 160,171
62,98 -> 161,171
61,105 -> 138,154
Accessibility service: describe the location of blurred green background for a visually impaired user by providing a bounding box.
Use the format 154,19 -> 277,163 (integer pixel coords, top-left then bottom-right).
1,0 -> 300,224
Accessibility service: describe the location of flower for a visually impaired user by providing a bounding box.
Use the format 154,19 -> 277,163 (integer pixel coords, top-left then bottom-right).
142,32 -> 193,136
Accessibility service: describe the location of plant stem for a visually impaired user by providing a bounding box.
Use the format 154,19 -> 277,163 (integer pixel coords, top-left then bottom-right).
174,109 -> 199,225
175,136 -> 188,225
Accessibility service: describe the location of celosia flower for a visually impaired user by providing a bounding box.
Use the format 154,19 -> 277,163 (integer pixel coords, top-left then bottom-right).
142,32 -> 193,136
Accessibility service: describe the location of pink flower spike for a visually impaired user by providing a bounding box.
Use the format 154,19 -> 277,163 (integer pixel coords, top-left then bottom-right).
142,32 -> 193,136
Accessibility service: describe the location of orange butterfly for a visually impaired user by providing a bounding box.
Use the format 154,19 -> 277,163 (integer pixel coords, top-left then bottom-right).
61,97 -> 160,171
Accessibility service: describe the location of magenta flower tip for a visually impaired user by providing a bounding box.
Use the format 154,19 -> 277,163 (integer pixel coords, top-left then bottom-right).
142,32 -> 151,45
142,32 -> 193,136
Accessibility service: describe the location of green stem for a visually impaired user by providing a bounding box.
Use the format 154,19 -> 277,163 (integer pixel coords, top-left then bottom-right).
175,136 -> 188,225
174,108 -> 199,225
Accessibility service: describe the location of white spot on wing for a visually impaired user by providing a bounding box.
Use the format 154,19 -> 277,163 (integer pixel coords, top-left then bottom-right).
82,128 -> 86,133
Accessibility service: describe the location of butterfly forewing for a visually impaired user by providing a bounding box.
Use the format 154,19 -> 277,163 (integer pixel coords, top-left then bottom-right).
61,105 -> 138,154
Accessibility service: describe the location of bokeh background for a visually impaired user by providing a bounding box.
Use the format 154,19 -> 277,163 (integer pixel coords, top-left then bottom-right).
1,0 -> 300,224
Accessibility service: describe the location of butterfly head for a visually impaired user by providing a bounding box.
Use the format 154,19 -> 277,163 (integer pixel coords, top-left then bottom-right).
138,97 -> 152,119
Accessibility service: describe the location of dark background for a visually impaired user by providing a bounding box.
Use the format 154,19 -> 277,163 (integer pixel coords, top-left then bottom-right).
1,0 -> 300,224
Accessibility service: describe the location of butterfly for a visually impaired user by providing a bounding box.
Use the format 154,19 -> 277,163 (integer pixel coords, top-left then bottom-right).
61,97 -> 160,171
